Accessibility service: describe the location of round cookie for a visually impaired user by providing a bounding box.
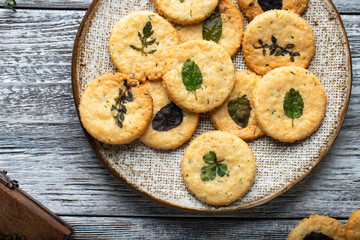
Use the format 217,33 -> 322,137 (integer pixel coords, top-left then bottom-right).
237,0 -> 309,21
182,131 -> 256,206
242,10 -> 315,76
109,11 -> 179,82
287,214 -> 346,240
163,40 -> 235,113
210,70 -> 264,141
175,0 -> 244,57
346,209 -> 360,240
152,0 -> 219,25
79,72 -> 153,145
140,81 -> 199,150
253,66 -> 326,143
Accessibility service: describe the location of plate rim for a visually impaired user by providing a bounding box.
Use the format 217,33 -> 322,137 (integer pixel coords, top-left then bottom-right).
71,0 -> 353,213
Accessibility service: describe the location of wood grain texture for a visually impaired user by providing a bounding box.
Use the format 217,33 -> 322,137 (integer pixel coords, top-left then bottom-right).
0,7 -> 359,220
2,0 -> 360,13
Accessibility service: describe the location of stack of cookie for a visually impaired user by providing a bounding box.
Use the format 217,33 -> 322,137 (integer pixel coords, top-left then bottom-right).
78,0 -> 327,206
287,209 -> 360,240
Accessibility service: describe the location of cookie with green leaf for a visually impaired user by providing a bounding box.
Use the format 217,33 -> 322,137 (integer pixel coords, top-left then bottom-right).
175,0 -> 244,57
163,40 -> 235,113
210,70 -> 264,141
182,131 -> 256,206
253,66 -> 326,143
242,10 -> 315,75
109,11 -> 179,82
79,73 -> 153,145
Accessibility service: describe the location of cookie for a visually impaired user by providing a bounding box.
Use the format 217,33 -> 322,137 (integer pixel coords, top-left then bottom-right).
287,214 -> 346,240
253,66 -> 326,143
175,0 -> 244,57
210,70 -> 264,141
79,72 -> 153,145
182,131 -> 256,206
109,11 -> 179,82
237,0 -> 309,21
242,10 -> 315,76
346,209 -> 360,240
163,40 -> 235,113
152,0 -> 219,25
140,81 -> 199,150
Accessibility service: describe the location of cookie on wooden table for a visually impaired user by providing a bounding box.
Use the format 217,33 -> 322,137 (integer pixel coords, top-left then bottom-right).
242,10 -> 315,76
79,73 -> 153,145
175,0 -> 244,57
346,209 -> 360,240
253,66 -> 326,143
182,131 -> 256,206
109,11 -> 178,82
210,70 -> 264,141
287,214 -> 346,240
140,81 -> 199,150
162,40 -> 235,113
237,0 -> 309,21
152,0 -> 219,25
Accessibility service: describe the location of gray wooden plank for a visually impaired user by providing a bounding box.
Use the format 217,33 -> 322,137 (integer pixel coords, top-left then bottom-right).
1,0 -> 359,14
61,216 -> 347,240
0,10 -> 359,217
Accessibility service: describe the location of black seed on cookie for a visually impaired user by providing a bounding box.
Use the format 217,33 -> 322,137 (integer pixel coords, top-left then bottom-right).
303,232 -> 333,240
152,102 -> 183,131
258,0 -> 282,12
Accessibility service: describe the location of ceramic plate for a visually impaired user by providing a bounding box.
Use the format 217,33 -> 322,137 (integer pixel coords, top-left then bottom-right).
72,0 -> 352,212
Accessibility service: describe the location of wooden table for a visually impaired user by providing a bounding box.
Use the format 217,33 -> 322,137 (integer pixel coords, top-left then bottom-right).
0,0 -> 359,239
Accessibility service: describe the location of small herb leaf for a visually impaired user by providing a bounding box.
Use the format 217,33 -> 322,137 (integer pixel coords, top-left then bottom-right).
152,102 -> 183,131
179,0 -> 184,2
182,59 -> 203,92
130,21 -> 157,56
283,88 -> 304,126
202,6 -> 223,43
203,151 -> 216,164
227,95 -> 252,128
200,151 -> 228,181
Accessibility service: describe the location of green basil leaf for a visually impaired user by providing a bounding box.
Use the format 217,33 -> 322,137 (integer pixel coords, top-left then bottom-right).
181,59 -> 203,91
202,6 -> 222,43
283,88 -> 304,126
227,95 -> 251,128
203,151 -> 216,164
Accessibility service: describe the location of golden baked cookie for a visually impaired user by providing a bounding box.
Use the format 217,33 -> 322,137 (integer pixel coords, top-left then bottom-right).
210,70 -> 264,141
152,0 -> 219,25
175,0 -> 244,57
253,66 -> 326,143
287,214 -> 346,240
140,81 -> 199,150
182,131 -> 256,206
79,72 -> 153,145
237,0 -> 309,21
109,11 -> 178,82
242,10 -> 315,76
346,209 -> 360,240
163,40 -> 235,113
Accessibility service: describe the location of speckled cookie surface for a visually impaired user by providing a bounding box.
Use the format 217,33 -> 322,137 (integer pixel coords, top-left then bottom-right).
182,131 -> 256,206
79,72 -> 153,145
287,214 -> 346,240
163,40 -> 235,113
140,81 -> 199,150
109,11 -> 178,82
242,10 -> 315,75
210,70 -> 264,141
346,209 -> 360,240
237,0 -> 309,21
253,66 -> 326,143
152,0 -> 219,25
175,0 -> 244,57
